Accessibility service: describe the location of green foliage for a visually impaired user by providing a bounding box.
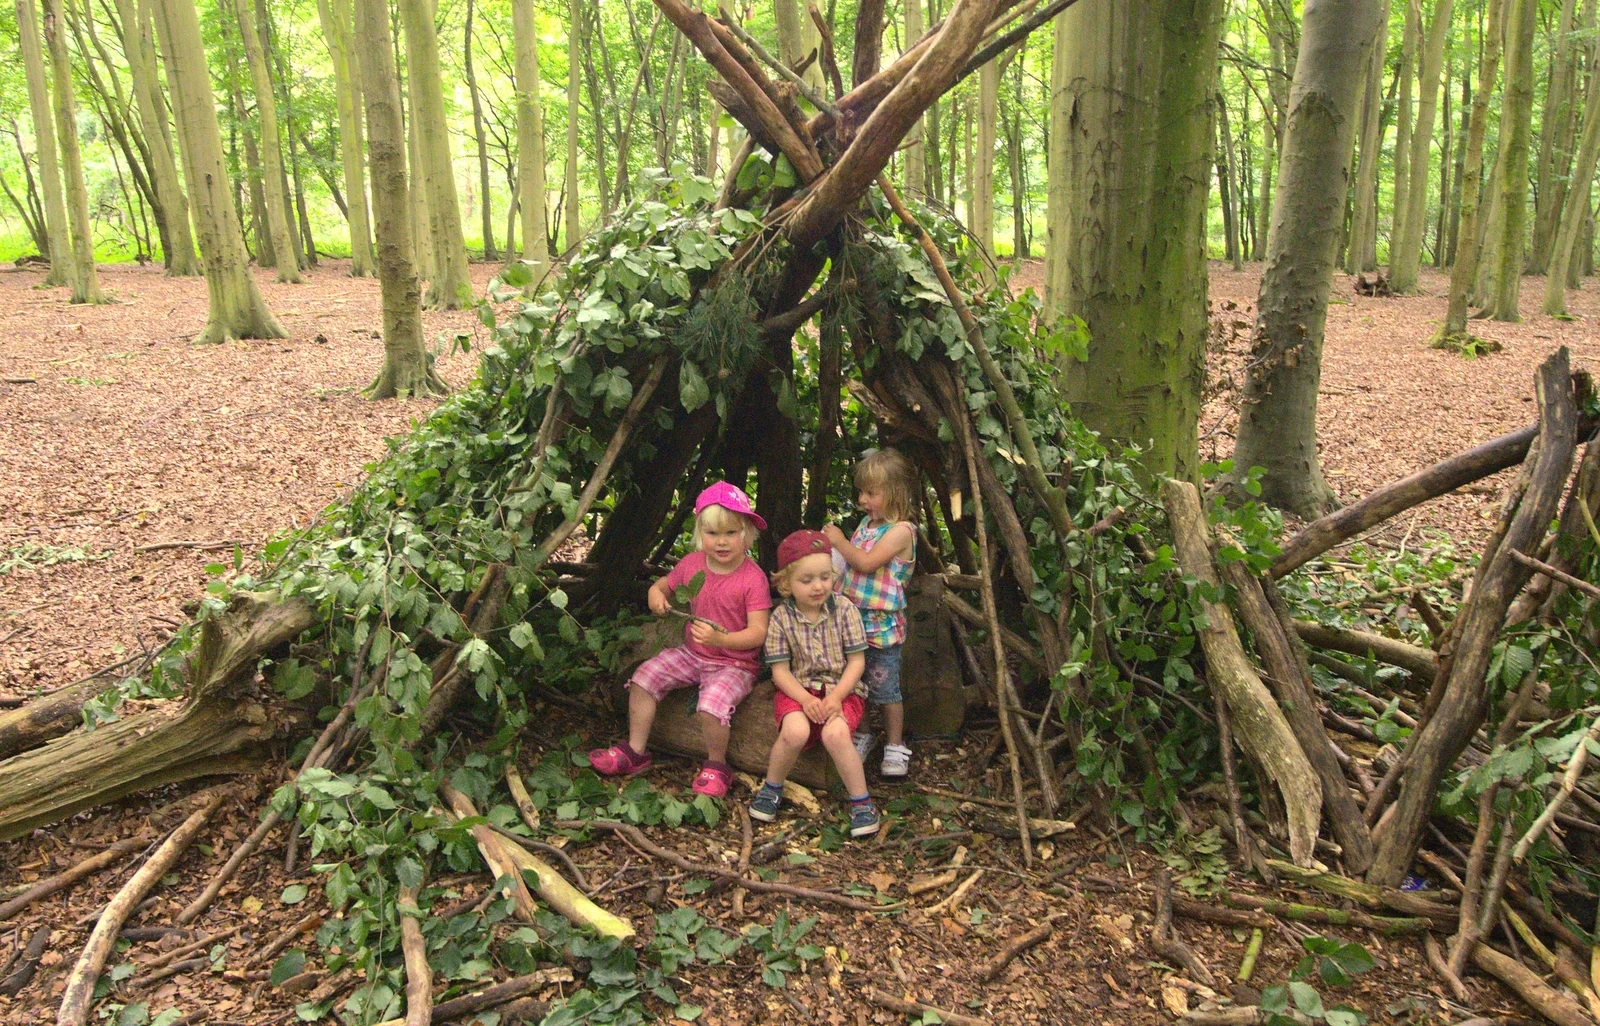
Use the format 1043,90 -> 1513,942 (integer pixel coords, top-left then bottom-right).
0,542 -> 110,574
1156,825 -> 1229,896
1260,936 -> 1376,1026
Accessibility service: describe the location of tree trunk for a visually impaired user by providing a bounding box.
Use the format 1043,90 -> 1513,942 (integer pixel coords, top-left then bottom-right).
1390,0 -> 1453,292
972,57 -> 998,276
904,0 -> 925,198
465,0 -> 495,261
0,593 -> 313,842
151,0 -> 286,343
1345,1 -> 1389,274
1008,56 -> 1027,263
513,0 -> 549,275
356,0 -> 446,399
1057,0 -> 1226,481
405,75 -> 435,280
1163,479 -> 1322,867
44,0 -> 105,303
1542,55 -> 1600,315
1391,0 -> 1419,267
1232,0 -> 1386,518
402,0 -> 471,309
231,0 -> 301,282
1043,7 -> 1070,317
1486,0 -> 1534,321
316,0 -> 373,275
16,0 -> 72,287
1444,60 -> 1469,265
117,0 -> 198,275
1217,89 -> 1243,271
564,0 -> 581,251
1528,0 -> 1582,275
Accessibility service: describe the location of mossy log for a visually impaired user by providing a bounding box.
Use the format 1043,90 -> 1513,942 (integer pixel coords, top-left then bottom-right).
0,678 -> 110,762
0,592 -> 314,841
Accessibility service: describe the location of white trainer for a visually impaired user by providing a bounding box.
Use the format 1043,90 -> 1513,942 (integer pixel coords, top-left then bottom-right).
853,731 -> 878,762
881,743 -> 912,780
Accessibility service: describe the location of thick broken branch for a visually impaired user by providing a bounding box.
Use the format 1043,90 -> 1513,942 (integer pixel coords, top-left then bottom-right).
1290,620 -> 1439,678
1163,479 -> 1322,866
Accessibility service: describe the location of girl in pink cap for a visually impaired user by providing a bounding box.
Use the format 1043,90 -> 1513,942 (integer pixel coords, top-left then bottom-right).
589,482 -> 772,797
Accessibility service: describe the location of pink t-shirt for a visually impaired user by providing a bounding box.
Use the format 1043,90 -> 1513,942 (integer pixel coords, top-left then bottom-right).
662,552 -> 773,670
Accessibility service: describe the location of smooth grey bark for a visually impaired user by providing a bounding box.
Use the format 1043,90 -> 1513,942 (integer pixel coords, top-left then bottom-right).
1486,0 -> 1535,321
401,0 -> 471,309
1542,53 -> 1600,315
231,0 -> 301,282
316,0 -> 373,275
1437,0 -> 1505,338
118,0 -> 198,275
1231,0 -> 1387,517
44,0 -> 105,303
354,0 -> 445,398
16,0 -> 71,286
1057,0 -> 1227,480
513,0 -> 549,275
151,0 -> 285,343
1344,0 -> 1391,274
1043,7 -> 1070,318
1390,0 -> 1454,292
1391,0 -> 1419,265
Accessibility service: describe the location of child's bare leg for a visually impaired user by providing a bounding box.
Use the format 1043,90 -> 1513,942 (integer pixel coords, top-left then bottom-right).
696,711 -> 731,764
820,718 -> 869,797
883,702 -> 905,748
766,713 -> 811,784
627,687 -> 659,754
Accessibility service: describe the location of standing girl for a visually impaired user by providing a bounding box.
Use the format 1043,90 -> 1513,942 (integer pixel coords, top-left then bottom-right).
589,483 -> 772,797
823,448 -> 917,780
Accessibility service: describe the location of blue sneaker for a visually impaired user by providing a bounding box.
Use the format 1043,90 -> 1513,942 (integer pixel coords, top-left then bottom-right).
849,802 -> 881,838
749,785 -> 783,823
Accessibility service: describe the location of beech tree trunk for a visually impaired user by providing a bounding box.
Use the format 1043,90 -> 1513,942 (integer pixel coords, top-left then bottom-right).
1344,1 -> 1390,274
1391,0 -> 1419,266
232,0 -> 301,282
16,0 -> 72,287
1528,0 -> 1582,275
1486,0 -> 1535,321
1437,0 -> 1503,338
1056,0 -> 1226,480
117,0 -> 198,275
1389,0 -> 1453,293
1542,60 -> 1600,316
564,0 -> 581,251
465,0 -> 495,262
972,57 -> 998,275
1232,0 -> 1386,518
356,0 -> 446,399
513,0 -> 549,274
316,0 -> 374,276
151,0 -> 286,344
44,0 -> 105,303
904,0 -> 926,198
402,0 -> 471,309
1043,8 -> 1070,318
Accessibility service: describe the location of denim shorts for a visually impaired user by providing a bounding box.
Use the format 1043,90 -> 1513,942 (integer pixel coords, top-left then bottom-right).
862,644 -> 903,705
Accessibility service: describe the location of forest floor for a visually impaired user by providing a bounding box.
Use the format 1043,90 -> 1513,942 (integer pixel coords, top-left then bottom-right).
1,258 -> 1597,1026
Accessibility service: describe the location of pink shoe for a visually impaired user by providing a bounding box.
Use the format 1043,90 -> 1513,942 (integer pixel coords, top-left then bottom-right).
588,743 -> 652,777
691,761 -> 732,798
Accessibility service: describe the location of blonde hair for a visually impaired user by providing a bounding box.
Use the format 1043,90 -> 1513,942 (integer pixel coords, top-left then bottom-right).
771,552 -> 832,597
855,448 -> 919,524
693,502 -> 758,548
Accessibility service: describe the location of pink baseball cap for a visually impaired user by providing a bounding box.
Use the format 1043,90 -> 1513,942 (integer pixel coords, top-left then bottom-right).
695,482 -> 767,531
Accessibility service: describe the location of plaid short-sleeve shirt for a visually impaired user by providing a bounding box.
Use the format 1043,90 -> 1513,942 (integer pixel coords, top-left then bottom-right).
763,596 -> 868,694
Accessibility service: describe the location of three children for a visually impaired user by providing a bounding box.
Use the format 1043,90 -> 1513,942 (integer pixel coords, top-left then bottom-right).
590,450 -> 921,835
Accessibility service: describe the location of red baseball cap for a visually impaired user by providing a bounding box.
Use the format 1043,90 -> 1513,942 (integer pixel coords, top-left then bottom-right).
777,529 -> 832,570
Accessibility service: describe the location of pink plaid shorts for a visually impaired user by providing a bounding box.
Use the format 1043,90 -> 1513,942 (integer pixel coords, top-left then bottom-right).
629,646 -> 758,726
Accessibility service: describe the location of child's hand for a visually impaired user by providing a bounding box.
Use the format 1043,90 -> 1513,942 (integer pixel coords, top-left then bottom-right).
689,620 -> 721,646
820,692 -> 843,721
822,524 -> 848,548
802,694 -> 827,723
648,589 -> 670,616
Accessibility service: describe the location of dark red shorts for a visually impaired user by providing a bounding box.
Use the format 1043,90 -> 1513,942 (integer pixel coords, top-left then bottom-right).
773,691 -> 865,750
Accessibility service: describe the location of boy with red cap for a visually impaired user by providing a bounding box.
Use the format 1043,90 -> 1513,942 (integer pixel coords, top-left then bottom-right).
749,529 -> 879,837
